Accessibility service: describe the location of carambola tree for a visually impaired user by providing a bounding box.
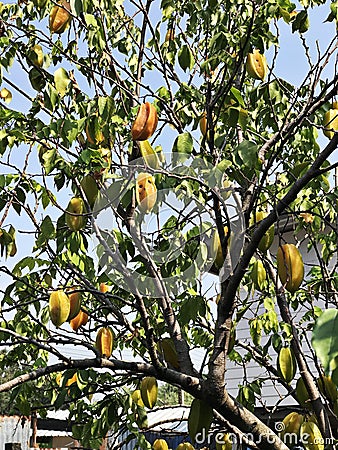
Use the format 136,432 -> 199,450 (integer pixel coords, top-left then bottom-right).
0,0 -> 337,449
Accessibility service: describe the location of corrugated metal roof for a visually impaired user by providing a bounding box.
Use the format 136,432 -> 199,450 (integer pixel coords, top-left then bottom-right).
147,406 -> 189,433
107,406 -> 190,450
0,415 -> 31,450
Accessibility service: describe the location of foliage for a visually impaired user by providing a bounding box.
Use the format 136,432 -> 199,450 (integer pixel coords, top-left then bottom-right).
0,0 -> 337,449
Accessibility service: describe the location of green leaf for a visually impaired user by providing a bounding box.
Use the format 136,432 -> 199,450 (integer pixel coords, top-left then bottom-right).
29,68 -> 46,91
292,10 -> 310,33
236,140 -> 259,168
312,309 -> 338,374
172,132 -> 193,164
178,45 -> 195,72
54,67 -> 70,97
230,87 -> 245,106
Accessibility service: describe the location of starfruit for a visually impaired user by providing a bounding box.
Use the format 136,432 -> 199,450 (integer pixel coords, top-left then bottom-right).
29,44 -> 44,68
0,88 -> 12,105
85,114 -> 105,145
277,244 -> 304,293
280,412 -> 304,445
49,289 -> 70,327
300,421 -> 324,450
278,346 -> 297,384
176,444 -> 195,450
136,173 -> 157,213
246,49 -> 268,81
49,1 -> 72,34
253,211 -> 274,252
165,29 -> 175,42
66,286 -> 82,320
96,327 -> 114,358
188,398 -> 213,443
140,376 -> 158,409
65,197 -> 87,231
131,102 -> 158,141
139,140 -> 161,169
221,177 -> 233,201
69,309 -> 88,331
296,377 -> 312,410
215,433 -> 232,450
157,338 -> 179,369
57,371 -> 77,387
323,105 -> 338,139
100,282 -> 109,293
131,389 -> 144,407
317,375 -> 338,403
251,259 -> 266,291
153,439 -> 169,450
80,175 -> 99,208
212,226 -> 230,269
200,112 -> 207,136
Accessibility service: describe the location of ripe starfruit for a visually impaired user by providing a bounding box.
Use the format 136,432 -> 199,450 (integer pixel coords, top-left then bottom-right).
153,439 -> 169,450
323,104 -> 338,139
136,173 -> 157,213
49,289 -> 70,327
69,309 -> 88,331
96,327 -> 114,358
65,197 -> 87,231
277,244 -> 304,293
165,29 -> 175,42
300,421 -> 324,450
49,1 -> 72,34
278,346 -> 297,383
131,102 -> 158,141
176,444 -> 195,450
56,372 -> 77,387
66,286 -> 82,320
200,112 -> 207,136
140,376 -> 158,409
280,412 -> 304,444
99,282 -> 109,293
246,49 -> 268,81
